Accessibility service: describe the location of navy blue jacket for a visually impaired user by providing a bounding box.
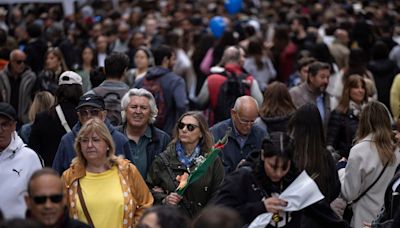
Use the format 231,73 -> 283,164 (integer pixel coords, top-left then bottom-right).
210,119 -> 267,173
52,120 -> 131,175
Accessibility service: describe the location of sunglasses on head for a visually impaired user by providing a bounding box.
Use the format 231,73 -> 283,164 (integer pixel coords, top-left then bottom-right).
178,122 -> 199,132
78,108 -> 101,117
32,194 -> 63,204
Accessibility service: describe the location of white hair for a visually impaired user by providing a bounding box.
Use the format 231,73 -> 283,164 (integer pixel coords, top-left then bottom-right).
120,88 -> 158,124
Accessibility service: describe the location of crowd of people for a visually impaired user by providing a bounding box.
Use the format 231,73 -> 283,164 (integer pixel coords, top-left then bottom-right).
1,0 -> 400,227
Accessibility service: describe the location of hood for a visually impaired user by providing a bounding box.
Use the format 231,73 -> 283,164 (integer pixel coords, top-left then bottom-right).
145,66 -> 170,80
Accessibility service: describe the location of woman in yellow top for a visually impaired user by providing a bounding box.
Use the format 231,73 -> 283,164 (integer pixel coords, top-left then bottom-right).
62,118 -> 153,228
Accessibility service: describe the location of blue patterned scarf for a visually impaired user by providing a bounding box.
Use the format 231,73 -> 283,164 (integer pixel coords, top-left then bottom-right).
176,141 -> 201,168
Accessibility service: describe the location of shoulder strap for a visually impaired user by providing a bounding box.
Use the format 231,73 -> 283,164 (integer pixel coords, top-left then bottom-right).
55,105 -> 72,133
351,162 -> 389,204
77,181 -> 95,227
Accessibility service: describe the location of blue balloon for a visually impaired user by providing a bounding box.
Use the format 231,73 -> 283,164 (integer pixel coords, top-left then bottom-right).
225,0 -> 242,14
209,16 -> 226,38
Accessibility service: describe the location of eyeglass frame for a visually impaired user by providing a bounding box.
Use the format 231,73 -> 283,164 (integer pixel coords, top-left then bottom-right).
234,110 -> 256,125
77,108 -> 102,118
177,122 -> 199,132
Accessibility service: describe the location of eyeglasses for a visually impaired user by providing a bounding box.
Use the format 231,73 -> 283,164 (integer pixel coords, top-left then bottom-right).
235,112 -> 255,125
14,60 -> 26,65
31,194 -> 63,204
178,122 -> 199,132
78,109 -> 101,117
80,136 -> 102,145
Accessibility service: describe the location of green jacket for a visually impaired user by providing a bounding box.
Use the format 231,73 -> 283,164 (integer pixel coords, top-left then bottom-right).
147,143 -> 224,217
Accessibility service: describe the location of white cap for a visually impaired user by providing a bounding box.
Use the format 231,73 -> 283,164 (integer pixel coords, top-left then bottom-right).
58,71 -> 83,86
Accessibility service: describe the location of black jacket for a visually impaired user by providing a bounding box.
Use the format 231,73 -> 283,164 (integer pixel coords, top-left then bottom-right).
327,110 -> 359,158
29,102 -> 78,167
213,151 -> 349,228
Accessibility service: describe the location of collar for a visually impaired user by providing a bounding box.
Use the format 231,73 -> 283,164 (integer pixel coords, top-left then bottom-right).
143,125 -> 152,139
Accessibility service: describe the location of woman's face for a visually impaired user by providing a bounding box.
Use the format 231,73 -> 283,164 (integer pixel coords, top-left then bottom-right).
80,132 -> 108,164
45,52 -> 60,71
263,155 -> 290,182
134,50 -> 149,69
82,47 -> 94,64
178,115 -> 202,147
349,81 -> 365,104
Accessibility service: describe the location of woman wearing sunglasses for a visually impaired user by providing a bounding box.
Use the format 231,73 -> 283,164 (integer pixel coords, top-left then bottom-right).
62,118 -> 153,228
147,111 -> 224,218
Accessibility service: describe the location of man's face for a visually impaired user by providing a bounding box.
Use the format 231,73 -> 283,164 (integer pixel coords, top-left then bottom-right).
25,175 -> 65,227
126,96 -> 151,129
309,69 -> 330,93
0,115 -> 16,151
77,106 -> 106,125
231,107 -> 258,136
10,52 -> 26,75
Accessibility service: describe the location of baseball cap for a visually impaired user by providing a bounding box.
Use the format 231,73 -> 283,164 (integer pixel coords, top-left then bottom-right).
76,94 -> 105,110
0,102 -> 17,121
58,71 -> 83,86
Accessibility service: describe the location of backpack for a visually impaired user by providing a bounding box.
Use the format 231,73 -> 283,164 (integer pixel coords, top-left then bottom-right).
142,77 -> 166,129
92,87 -> 127,126
213,71 -> 249,123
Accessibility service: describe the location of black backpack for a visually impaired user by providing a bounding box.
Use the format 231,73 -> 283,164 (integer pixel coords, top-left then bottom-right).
141,77 -> 167,129
214,71 -> 249,123
92,87 -> 127,126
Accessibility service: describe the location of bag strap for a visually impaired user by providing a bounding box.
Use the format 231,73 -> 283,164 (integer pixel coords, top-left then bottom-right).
55,105 -> 71,133
77,181 -> 95,227
351,162 -> 389,204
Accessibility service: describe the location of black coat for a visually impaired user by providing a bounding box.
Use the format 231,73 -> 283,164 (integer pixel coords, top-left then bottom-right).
327,110 -> 359,158
213,151 -> 349,228
28,102 -> 78,167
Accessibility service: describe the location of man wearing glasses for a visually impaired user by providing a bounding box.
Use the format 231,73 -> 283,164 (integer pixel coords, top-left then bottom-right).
52,94 -> 131,175
0,49 -> 36,124
210,96 -> 267,173
0,102 -> 42,219
24,168 -> 89,227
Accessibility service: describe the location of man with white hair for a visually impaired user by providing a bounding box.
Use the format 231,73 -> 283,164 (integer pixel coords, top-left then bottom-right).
119,88 -> 170,178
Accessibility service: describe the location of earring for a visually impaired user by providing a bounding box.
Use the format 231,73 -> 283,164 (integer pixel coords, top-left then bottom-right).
107,147 -> 110,151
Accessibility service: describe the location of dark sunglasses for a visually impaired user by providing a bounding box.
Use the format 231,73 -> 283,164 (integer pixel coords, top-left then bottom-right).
78,108 -> 101,117
178,122 -> 199,132
32,194 -> 63,204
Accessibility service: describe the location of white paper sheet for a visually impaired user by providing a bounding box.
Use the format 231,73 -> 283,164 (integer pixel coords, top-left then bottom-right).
248,171 -> 325,228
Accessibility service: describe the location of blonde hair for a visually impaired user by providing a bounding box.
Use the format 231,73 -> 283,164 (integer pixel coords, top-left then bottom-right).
73,118 -> 117,167
356,101 -> 396,165
28,91 -> 55,122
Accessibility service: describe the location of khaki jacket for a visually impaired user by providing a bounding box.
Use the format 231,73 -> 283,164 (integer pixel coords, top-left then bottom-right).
62,158 -> 153,228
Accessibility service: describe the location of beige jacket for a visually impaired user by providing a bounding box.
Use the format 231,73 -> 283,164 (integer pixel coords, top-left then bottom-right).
342,134 -> 400,228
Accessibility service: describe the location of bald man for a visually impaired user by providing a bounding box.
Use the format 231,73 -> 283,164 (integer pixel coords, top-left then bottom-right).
210,96 -> 267,173
0,49 -> 37,124
25,168 -> 90,227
